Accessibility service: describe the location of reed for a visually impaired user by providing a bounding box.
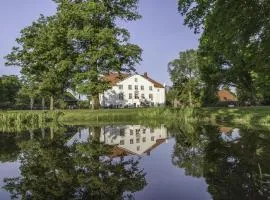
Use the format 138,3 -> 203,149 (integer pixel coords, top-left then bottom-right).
0,111 -> 62,133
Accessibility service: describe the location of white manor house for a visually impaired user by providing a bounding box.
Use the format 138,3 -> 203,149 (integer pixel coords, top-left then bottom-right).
99,72 -> 166,108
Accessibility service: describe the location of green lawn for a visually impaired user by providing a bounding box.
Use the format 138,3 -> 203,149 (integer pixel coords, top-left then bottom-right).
199,106 -> 270,128
1,107 -> 270,130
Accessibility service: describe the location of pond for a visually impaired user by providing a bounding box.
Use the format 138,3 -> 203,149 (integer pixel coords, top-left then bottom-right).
0,123 -> 270,199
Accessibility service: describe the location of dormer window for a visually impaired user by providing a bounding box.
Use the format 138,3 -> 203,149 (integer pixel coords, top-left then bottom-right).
135,78 -> 138,82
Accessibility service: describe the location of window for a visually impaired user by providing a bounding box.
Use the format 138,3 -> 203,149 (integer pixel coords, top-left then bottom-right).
120,128 -> 125,136
136,138 -> 140,143
149,86 -> 153,91
150,128 -> 154,133
134,91 -> 139,99
135,78 -> 138,82
128,85 -> 132,90
141,85 -> 144,90
137,146 -> 140,151
141,94 -> 145,99
136,129 -> 140,134
130,129 -> 133,135
119,93 -> 124,100
142,137 -> 146,142
142,129 -> 146,134
129,93 -> 132,99
118,85 -> 123,90
120,140 -> 125,145
130,139 -> 134,144
135,85 -> 138,90
151,136 -> 155,141
149,94 -> 153,100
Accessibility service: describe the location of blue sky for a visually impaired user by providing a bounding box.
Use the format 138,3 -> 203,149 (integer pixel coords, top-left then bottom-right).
0,0 -> 199,85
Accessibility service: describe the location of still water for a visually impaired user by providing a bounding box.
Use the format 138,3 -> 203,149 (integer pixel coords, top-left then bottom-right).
0,124 -> 270,199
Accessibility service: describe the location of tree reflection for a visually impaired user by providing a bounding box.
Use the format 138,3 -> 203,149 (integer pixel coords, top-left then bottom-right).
0,134 -> 21,162
0,132 -> 31,163
171,123 -> 210,177
172,124 -> 270,199
3,126 -> 146,200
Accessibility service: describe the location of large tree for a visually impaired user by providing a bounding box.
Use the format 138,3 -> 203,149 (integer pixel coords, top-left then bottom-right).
6,0 -> 141,110
178,0 -> 270,105
168,49 -> 201,107
5,15 -> 76,110
54,0 -> 142,109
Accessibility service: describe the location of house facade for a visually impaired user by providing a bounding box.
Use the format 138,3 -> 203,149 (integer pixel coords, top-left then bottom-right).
100,72 -> 165,108
100,124 -> 168,156
67,125 -> 168,156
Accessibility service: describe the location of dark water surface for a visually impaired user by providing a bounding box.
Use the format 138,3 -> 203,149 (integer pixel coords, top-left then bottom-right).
1,124 -> 270,199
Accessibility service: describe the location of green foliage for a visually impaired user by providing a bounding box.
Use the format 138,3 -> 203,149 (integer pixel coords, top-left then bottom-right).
5,14 -> 76,110
3,126 -> 146,199
172,124 -> 270,199
168,49 -> 202,107
178,0 -> 270,105
54,0 -> 142,109
0,76 -> 21,109
5,0 -> 142,110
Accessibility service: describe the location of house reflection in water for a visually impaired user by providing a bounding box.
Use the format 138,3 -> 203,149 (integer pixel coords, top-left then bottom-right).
100,125 -> 168,156
67,125 -> 168,156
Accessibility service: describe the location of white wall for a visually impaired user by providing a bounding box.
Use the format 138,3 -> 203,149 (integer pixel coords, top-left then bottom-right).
100,74 -> 165,107
100,125 -> 168,155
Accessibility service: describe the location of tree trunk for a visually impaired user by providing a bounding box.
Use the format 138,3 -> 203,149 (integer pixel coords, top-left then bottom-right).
50,127 -> 54,139
50,96 -> 54,110
91,95 -> 100,110
250,85 -> 257,105
42,97 -> 45,110
189,89 -> 192,107
30,97 -> 34,110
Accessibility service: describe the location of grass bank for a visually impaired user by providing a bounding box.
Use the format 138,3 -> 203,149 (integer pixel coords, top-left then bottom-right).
0,110 -> 61,132
1,107 -> 270,131
58,107 -> 270,129
200,107 -> 270,129
59,107 -> 197,125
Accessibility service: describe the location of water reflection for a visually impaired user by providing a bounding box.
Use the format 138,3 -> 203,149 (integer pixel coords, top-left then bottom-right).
172,125 -> 270,199
1,124 -> 270,199
2,126 -> 147,199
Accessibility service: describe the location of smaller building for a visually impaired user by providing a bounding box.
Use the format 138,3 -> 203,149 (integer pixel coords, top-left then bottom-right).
217,90 -> 237,102
217,89 -> 238,106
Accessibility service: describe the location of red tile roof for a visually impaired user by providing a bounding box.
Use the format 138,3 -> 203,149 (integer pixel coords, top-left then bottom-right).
103,72 -> 164,88
217,90 -> 237,101
141,73 -> 164,88
103,73 -> 130,86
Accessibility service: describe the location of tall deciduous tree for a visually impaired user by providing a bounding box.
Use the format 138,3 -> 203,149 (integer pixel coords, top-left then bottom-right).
178,0 -> 270,105
168,49 -> 201,107
6,0 -> 141,110
6,15 -> 76,110
54,0 -> 142,109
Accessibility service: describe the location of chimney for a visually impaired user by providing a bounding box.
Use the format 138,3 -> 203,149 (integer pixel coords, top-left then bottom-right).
143,72 -> 148,77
